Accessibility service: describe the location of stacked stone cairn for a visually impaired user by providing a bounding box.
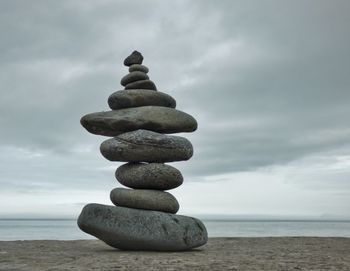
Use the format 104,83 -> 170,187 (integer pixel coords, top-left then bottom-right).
78,51 -> 208,251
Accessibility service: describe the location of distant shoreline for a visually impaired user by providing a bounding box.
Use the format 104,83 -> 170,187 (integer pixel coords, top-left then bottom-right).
1,238 -> 349,270
1,218 -> 350,222
1,220 -> 350,240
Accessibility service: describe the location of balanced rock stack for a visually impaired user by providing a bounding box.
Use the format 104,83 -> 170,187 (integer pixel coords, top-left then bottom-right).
78,51 -> 208,251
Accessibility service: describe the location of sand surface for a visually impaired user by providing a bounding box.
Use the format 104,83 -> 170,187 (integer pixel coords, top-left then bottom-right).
0,237 -> 349,270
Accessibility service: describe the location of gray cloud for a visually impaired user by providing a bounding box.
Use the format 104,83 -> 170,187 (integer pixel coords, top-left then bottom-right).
1,0 -> 350,217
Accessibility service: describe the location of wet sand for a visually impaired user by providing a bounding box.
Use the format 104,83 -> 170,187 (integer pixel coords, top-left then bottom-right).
0,237 -> 349,270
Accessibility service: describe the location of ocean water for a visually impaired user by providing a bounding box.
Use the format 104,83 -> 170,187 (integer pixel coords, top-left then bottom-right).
0,219 -> 349,241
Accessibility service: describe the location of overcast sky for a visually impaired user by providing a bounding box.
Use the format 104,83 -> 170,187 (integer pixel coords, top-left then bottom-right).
1,0 -> 349,219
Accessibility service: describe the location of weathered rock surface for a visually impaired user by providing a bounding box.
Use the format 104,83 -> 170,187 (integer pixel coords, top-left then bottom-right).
80,106 -> 197,136
121,71 -> 149,86
124,51 -> 143,66
108,89 -> 175,110
100,130 -> 193,162
125,79 -> 157,90
77,203 -> 208,251
110,188 -> 179,213
129,64 -> 149,73
116,162 -> 183,190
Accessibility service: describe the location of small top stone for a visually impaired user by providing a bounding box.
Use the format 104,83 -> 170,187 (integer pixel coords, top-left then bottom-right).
124,51 -> 143,66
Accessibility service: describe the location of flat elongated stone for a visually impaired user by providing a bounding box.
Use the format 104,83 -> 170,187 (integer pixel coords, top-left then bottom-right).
100,130 -> 193,162
108,89 -> 175,110
110,188 -> 179,213
121,71 -> 149,86
78,203 -> 208,251
129,64 -> 149,73
125,80 -> 157,90
116,163 -> 183,190
80,106 -> 197,136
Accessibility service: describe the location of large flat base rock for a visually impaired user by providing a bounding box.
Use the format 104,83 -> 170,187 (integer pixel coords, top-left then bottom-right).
78,203 -> 208,251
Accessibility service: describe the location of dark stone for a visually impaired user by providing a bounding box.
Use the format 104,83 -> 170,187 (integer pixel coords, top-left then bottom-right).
116,163 -> 183,190
77,203 -> 208,251
125,80 -> 157,90
110,188 -> 179,214
100,130 -> 193,162
129,64 -> 149,73
80,106 -> 197,137
121,71 -> 149,86
124,51 -> 143,66
108,89 -> 175,110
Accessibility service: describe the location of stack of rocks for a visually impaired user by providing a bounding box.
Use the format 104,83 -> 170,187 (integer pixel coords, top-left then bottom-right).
78,51 -> 208,251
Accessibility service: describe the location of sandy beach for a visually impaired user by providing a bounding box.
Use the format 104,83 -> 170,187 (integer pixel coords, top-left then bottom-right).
0,237 -> 349,270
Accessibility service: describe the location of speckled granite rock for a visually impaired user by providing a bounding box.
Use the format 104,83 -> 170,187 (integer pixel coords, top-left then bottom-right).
108,89 -> 175,110
100,130 -> 193,162
80,106 -> 197,136
77,203 -> 208,251
110,188 -> 179,213
115,162 -> 183,190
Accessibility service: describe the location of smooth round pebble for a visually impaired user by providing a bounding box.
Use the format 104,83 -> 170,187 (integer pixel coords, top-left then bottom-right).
129,64 -> 149,73
121,71 -> 149,86
110,188 -> 179,214
100,130 -> 193,162
125,79 -> 157,90
116,163 -> 183,190
108,89 -> 175,110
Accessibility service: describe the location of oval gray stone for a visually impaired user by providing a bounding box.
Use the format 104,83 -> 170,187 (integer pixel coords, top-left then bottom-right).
110,188 -> 179,214
125,79 -> 157,90
129,64 -> 149,73
78,203 -> 208,251
108,89 -> 175,110
80,106 -> 197,137
116,163 -> 183,190
100,130 -> 193,162
121,71 -> 149,86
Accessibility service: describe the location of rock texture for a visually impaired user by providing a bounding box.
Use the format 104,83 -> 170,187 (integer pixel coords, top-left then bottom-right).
121,71 -> 149,86
129,64 -> 149,73
124,51 -> 143,66
80,106 -> 197,136
108,89 -> 175,110
78,51 -> 207,251
110,188 -> 179,213
78,203 -> 208,251
100,130 -> 193,162
125,80 -> 157,90
115,163 -> 183,190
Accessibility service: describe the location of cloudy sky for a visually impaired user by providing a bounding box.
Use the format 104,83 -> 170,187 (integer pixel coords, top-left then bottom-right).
1,0 -> 349,219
